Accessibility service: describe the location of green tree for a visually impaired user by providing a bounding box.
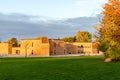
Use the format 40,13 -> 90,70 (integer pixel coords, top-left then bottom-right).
76,31 -> 92,42
7,37 -> 18,47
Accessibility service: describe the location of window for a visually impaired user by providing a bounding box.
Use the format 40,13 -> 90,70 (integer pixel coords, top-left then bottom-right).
78,45 -> 83,48
31,50 -> 34,55
64,50 -> 66,54
54,43 -> 56,47
16,50 -> 20,54
32,42 -> 33,47
54,50 -> 56,54
81,45 -> 83,48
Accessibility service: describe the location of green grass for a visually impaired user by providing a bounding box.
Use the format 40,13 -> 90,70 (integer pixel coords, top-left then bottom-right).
0,56 -> 120,80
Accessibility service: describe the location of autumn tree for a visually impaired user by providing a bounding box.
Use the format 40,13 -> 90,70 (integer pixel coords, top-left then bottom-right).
62,36 -> 76,42
97,0 -> 120,61
7,37 -> 18,47
76,31 -> 92,42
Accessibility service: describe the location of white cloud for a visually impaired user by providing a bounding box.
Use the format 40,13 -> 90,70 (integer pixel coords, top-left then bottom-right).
72,0 -> 106,17
73,0 -> 106,7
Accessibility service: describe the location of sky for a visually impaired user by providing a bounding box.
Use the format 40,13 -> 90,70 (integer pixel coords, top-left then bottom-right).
0,0 -> 106,19
0,0 -> 107,41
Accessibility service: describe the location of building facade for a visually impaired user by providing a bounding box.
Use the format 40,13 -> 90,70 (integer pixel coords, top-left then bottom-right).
71,43 -> 93,54
50,39 -> 99,55
13,37 -> 49,56
0,37 -> 49,56
49,39 -> 66,55
0,42 -> 12,55
0,37 -> 99,56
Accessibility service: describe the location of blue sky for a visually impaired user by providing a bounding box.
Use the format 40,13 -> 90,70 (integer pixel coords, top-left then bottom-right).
0,0 -> 106,19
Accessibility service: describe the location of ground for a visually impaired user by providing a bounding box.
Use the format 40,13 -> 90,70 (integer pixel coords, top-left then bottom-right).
0,56 -> 120,80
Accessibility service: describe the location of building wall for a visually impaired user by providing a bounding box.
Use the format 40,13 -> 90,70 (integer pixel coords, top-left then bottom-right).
20,37 -> 50,56
72,43 -> 93,54
0,37 -> 99,56
65,43 -> 76,54
0,43 -> 12,55
49,39 -> 66,55
12,47 -> 20,55
49,40 -> 98,55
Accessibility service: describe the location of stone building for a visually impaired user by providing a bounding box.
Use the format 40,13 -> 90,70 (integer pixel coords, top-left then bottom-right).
49,39 -> 66,55
12,36 -> 50,56
71,42 -> 93,54
0,36 -> 49,56
0,37 -> 99,56
0,42 -> 12,55
50,39 -> 99,55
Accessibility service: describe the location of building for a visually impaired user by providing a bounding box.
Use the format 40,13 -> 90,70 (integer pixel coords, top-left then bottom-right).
0,42 -> 12,55
13,36 -> 49,56
49,39 -> 66,55
0,36 -> 49,56
0,37 -> 99,56
71,42 -> 93,54
50,39 -> 99,55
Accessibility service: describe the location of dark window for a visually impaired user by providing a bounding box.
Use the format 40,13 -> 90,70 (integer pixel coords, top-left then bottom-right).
31,50 -> 34,55
81,45 -> 83,48
54,43 -> 56,47
16,50 -> 18,54
32,42 -> 33,47
64,50 -> 66,54
16,50 -> 20,54
78,45 -> 83,48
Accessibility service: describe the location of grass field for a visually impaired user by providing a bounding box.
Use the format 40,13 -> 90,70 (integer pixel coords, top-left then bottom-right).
0,56 -> 120,80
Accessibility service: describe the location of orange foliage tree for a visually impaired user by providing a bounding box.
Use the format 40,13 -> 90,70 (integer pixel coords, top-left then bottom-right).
97,0 -> 120,61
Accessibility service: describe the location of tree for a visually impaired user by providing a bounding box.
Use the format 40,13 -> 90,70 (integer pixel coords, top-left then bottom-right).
76,31 -> 92,42
7,37 -> 18,47
62,36 -> 76,42
97,0 -> 120,61
21,40 -> 30,57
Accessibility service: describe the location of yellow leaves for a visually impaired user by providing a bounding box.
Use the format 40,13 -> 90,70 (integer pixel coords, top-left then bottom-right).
93,26 -> 100,31
97,0 -> 120,60
76,31 -> 92,42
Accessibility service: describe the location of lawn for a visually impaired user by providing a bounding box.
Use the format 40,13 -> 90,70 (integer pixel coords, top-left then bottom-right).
0,56 -> 120,80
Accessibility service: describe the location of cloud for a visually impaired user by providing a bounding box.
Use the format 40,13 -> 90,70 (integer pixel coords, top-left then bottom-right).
73,0 -> 106,7
0,12 -> 100,41
73,0 -> 106,16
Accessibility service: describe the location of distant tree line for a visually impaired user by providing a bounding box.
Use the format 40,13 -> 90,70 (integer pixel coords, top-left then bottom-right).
62,31 -> 92,42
